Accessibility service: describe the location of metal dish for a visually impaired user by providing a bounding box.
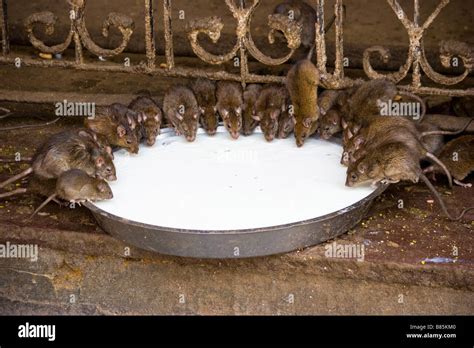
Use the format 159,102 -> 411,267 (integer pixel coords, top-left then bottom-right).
85,128 -> 387,259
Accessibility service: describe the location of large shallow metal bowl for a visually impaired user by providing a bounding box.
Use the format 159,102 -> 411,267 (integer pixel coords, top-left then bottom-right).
85,128 -> 386,259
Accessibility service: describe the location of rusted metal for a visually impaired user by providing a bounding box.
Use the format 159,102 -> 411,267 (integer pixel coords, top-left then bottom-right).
0,0 -> 472,98
1,0 -> 9,55
144,0 -> 156,69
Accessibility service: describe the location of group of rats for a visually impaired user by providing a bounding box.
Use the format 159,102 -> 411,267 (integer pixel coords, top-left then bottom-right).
0,0 -> 472,222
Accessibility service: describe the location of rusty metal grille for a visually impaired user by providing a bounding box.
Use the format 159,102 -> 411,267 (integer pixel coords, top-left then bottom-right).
0,0 -> 472,97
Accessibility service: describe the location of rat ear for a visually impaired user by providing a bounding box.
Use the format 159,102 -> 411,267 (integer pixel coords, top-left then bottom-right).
154,113 -> 160,121
175,111 -> 183,121
117,125 -> 126,138
95,156 -> 105,167
127,115 -> 136,130
270,110 -> 280,120
106,146 -> 114,158
200,107 -> 205,114
213,106 -> 218,113
331,117 -> 338,125
357,162 -> 368,174
221,109 -> 229,119
303,117 -> 312,128
252,112 -> 261,121
193,112 -> 199,119
354,135 -> 365,147
97,182 -> 107,193
236,106 -> 242,115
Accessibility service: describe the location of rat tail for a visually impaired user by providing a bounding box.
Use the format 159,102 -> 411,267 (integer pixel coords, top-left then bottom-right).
396,91 -> 426,122
29,194 -> 57,219
0,167 -> 33,190
421,118 -> 473,138
420,174 -> 474,221
0,117 -> 60,131
0,188 -> 28,199
424,153 -> 453,188
0,107 -> 12,119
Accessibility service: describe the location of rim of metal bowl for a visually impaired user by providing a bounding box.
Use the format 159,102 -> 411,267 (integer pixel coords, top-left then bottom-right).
85,126 -> 388,235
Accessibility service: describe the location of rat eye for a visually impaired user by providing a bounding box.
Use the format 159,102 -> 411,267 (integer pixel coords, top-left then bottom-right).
126,139 -> 132,145
351,173 -> 358,181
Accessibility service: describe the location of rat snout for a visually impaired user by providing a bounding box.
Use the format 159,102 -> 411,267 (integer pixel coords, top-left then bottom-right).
296,137 -> 305,147
186,134 -> 196,142
207,128 -> 217,136
230,131 -> 240,140
107,174 -> 117,181
265,134 -> 275,142
345,177 -> 353,187
147,138 -> 156,146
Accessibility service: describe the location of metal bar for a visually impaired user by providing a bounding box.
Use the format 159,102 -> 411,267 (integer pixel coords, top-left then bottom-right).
1,0 -> 9,55
333,0 -> 344,79
411,0 -> 422,88
239,0 -> 248,87
144,0 -> 156,69
163,0 -> 175,69
315,0 -> 327,73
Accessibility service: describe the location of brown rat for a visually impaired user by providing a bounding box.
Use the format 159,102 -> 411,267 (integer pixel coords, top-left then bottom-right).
163,85 -> 201,142
0,129 -> 117,191
273,0 -> 339,60
319,90 -> 341,116
423,135 -> 474,187
85,106 -> 139,154
253,85 -> 288,142
345,142 -> 473,221
319,109 -> 343,140
286,59 -> 320,147
242,84 -> 262,136
191,79 -> 219,136
341,79 -> 426,123
29,169 -> 113,218
341,117 -> 456,186
277,97 -> 295,139
129,96 -> 163,146
216,81 -> 243,140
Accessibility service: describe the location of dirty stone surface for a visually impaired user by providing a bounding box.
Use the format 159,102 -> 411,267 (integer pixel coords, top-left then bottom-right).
0,64 -> 473,315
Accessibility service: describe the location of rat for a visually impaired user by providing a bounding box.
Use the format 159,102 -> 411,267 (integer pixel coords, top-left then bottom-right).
423,135 -> 474,188
277,96 -> 295,139
345,142 -> 474,221
242,84 -> 262,136
216,81 -> 243,140
341,117 -> 472,175
0,129 -> 117,191
191,79 -> 219,136
29,169 -> 113,218
286,59 -> 320,147
342,79 -> 426,122
273,0 -> 339,60
163,85 -> 201,142
252,85 -> 288,142
129,96 -> 163,146
85,106 -> 139,154
319,109 -> 343,140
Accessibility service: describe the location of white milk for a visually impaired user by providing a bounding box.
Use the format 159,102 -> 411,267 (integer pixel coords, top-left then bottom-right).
93,127 -> 376,231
